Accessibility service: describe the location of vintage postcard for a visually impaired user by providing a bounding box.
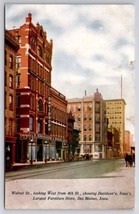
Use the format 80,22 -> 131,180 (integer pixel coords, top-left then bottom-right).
4,3 -> 135,209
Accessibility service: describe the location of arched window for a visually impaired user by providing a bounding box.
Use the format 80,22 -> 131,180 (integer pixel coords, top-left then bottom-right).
38,99 -> 43,112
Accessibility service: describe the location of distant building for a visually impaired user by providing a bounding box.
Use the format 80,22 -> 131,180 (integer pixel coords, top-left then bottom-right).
5,30 -> 19,167
105,99 -> 126,156
67,89 -> 107,159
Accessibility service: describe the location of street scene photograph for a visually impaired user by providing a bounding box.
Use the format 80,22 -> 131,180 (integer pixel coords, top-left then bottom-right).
4,4 -> 135,209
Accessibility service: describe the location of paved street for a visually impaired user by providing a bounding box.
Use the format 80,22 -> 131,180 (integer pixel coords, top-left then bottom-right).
5,159 -> 135,181
5,158 -> 135,209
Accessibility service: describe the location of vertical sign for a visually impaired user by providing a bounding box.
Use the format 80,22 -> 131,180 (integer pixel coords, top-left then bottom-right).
48,96 -> 51,132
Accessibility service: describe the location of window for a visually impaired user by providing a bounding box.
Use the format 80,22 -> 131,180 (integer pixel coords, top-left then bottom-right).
84,114 -> 87,120
78,105 -> 81,111
18,36 -> 21,46
84,135 -> 86,141
45,53 -> 51,64
89,124 -> 92,131
16,95 -> 20,108
38,81 -> 43,94
78,116 -> 80,121
38,119 -> 42,133
84,104 -> 87,112
9,55 -> 13,69
95,114 -> 100,122
16,73 -> 21,88
95,102 -> 100,112
84,125 -> 87,131
9,94 -> 13,110
37,46 -> 42,57
95,133 -> 100,142
38,99 -> 43,112
16,56 -> 21,69
89,134 -> 92,141
89,114 -> 92,120
16,118 -> 20,132
96,124 -> 100,132
30,76 -> 35,90
30,95 -> 35,110
29,116 -> 34,131
9,75 -> 13,88
30,38 -> 36,51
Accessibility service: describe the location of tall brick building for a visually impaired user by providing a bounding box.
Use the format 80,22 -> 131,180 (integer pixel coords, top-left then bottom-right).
7,13 -> 68,163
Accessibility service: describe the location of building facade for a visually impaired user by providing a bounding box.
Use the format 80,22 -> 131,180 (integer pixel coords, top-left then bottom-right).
124,130 -> 131,154
7,13 -> 67,163
5,30 -> 19,167
67,112 -> 75,156
67,89 -> 107,159
51,87 -> 67,160
105,99 -> 126,156
107,127 -> 120,158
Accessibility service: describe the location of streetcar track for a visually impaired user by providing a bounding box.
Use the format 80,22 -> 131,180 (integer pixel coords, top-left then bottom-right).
5,159 -> 122,182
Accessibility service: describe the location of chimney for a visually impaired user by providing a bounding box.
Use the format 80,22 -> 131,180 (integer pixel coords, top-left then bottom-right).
26,13 -> 32,24
85,90 -> 87,96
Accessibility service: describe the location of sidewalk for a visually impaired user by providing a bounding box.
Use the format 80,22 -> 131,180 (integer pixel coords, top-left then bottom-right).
6,159 -> 65,171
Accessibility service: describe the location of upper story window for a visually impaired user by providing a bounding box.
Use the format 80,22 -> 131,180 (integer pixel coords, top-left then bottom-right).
38,99 -> 43,112
16,56 -> 21,69
9,94 -> 13,111
38,119 -> 42,133
9,75 -> 13,89
18,36 -> 21,46
95,102 -> 100,112
16,94 -> 20,108
30,38 -> 36,51
89,134 -> 92,141
84,125 -> 87,131
29,116 -> 34,131
9,55 -> 13,69
37,45 -> 42,57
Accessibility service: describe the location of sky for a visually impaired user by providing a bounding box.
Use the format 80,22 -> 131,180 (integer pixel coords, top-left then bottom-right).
5,4 -> 135,137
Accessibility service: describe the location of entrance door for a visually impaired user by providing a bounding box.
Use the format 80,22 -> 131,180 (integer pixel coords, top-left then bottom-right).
37,139 -> 43,161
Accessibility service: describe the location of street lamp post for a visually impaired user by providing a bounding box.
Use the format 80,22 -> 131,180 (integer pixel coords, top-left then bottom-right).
44,141 -> 48,163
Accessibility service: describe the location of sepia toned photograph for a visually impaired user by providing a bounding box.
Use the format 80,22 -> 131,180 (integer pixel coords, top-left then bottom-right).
4,3 -> 135,209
